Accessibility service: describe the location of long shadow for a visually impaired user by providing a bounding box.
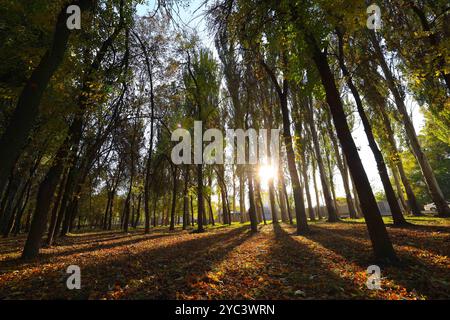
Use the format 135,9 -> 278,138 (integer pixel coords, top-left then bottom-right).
340,218 -> 450,233
126,226 -> 255,299
299,224 -> 450,299
0,231 -> 184,273
315,223 -> 450,257
55,234 -> 134,247
0,235 -> 28,255
0,226 -> 252,299
260,224 -> 370,299
387,223 -> 450,233
0,229 -> 150,255
55,228 -> 187,247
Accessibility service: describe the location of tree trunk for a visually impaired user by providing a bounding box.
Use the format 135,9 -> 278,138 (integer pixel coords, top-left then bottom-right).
247,169 -> 258,232
169,166 -> 177,231
182,166 -> 189,230
196,162 -> 205,231
260,65 -> 309,233
238,171 -> 246,223
255,179 -> 266,224
305,99 -> 339,222
390,163 -> 410,214
46,170 -> 68,246
152,196 -> 157,228
190,195 -> 195,226
277,178 -> 289,222
337,31 -> 407,225
300,151 -> 315,221
305,32 -> 397,261
325,115 -> 357,219
21,163 -> 63,259
311,155 -> 322,220
379,106 -> 422,216
0,0 -> 92,193
370,32 -> 450,217
0,177 -> 22,237
13,182 -> 32,235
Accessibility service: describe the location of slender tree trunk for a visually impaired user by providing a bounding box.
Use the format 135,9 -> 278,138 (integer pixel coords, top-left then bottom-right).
134,194 -> 141,228
13,182 -> 32,235
46,170 -> 68,246
232,165 -> 237,213
390,163 -> 410,214
260,68 -> 309,233
379,106 -> 422,216
103,191 -> 112,230
152,196 -> 157,228
1,177 -> 22,237
325,116 -> 357,219
337,31 -> 407,225
277,177 -> 289,222
207,174 -> 215,226
311,155 -> 322,220
190,195 -> 195,226
305,99 -> 339,222
196,163 -> 205,231
170,166 -> 177,231
370,32 -> 450,217
238,171 -> 246,223
321,132 -> 340,215
300,153 -> 315,221
348,159 -> 362,218
247,168 -> 258,232
137,30 -> 156,234
305,31 -> 397,261
182,166 -> 189,230
278,87 -> 309,233
255,179 -> 266,224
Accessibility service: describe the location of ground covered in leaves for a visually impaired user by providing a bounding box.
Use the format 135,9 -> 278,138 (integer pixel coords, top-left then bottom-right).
0,217 -> 449,300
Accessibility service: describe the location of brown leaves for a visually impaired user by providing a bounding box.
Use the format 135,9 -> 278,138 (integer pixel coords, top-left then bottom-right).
0,219 -> 449,299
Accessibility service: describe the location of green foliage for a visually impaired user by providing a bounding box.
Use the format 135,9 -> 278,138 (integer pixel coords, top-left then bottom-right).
402,117 -> 450,205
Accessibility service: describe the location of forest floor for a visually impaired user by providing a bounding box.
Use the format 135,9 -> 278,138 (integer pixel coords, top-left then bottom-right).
0,216 -> 449,300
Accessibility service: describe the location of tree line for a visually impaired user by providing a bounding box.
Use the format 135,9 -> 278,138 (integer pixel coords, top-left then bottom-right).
0,0 -> 448,262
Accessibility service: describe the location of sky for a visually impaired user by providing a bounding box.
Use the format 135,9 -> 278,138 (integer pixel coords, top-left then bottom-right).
135,1 -> 426,206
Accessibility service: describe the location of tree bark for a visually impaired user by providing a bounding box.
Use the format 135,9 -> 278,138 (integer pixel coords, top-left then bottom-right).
305,32 -> 397,261
379,106 -> 422,216
169,166 -> 177,231
247,169 -> 258,232
325,114 -> 357,219
370,32 -> 450,217
46,170 -> 68,246
261,61 -> 309,233
305,99 -> 339,222
0,0 -> 93,193
337,31 -> 407,225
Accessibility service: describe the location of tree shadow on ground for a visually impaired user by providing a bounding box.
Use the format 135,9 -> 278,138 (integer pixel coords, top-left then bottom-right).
297,223 -> 450,299
260,224 -> 371,299
0,226 -> 253,299
387,223 -> 450,234
313,222 -> 450,257
0,228 -> 170,255
0,230 -> 188,273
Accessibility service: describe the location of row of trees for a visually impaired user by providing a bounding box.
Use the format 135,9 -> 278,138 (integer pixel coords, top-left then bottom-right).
0,0 -> 448,262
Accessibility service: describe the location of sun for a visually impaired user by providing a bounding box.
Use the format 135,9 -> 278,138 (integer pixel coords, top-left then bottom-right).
258,164 -> 277,182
